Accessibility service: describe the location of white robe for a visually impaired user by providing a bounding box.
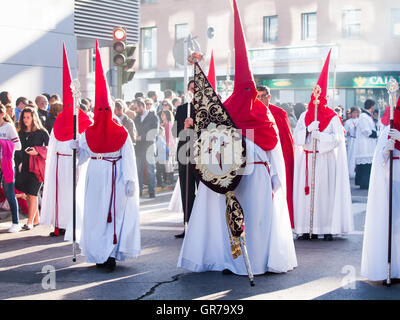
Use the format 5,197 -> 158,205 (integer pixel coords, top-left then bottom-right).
77,133 -> 141,263
40,132 -> 86,243
177,138 -> 297,275
361,126 -> 400,281
168,178 -> 183,213
344,118 -> 358,178
355,111 -> 377,165
293,112 -> 353,235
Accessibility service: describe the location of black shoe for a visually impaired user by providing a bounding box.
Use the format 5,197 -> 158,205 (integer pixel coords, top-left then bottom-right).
298,233 -> 318,240
49,228 -> 66,237
174,232 -> 185,239
323,234 -> 333,241
383,278 -> 400,286
222,269 -> 233,275
298,234 -> 309,240
104,257 -> 116,272
149,193 -> 156,198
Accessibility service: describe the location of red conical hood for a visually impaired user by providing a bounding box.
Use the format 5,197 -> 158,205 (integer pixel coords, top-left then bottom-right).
85,40 -> 128,153
223,0 -> 277,151
53,42 -> 92,141
62,42 -> 73,109
305,49 -> 338,132
207,50 -> 216,90
232,0 -> 253,90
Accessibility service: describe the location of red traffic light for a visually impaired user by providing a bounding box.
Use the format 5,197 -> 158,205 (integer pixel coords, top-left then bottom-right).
113,28 -> 126,41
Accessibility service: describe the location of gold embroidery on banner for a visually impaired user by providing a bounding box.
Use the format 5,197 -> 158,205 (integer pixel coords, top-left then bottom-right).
225,191 -> 245,259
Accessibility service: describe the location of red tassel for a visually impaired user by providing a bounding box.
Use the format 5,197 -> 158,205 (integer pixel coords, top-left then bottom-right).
54,227 -> 59,236
107,211 -> 112,223
113,234 -> 117,245
305,186 -> 310,195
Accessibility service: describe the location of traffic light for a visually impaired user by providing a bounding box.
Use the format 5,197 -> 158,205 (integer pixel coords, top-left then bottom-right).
112,27 -> 136,85
113,27 -> 127,66
122,45 -> 136,85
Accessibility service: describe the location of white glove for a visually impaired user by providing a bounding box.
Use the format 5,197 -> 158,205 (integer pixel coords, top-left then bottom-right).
384,138 -> 395,155
125,181 -> 135,197
307,121 -> 320,132
389,129 -> 400,142
69,140 -> 79,150
271,174 -> 281,193
311,130 -> 321,140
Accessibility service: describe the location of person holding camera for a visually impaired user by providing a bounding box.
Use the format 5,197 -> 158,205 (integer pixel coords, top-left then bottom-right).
15,107 -> 49,230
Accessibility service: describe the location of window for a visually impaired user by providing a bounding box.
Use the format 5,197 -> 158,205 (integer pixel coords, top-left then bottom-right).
343,9 -> 361,38
263,15 -> 278,43
302,12 -> 317,40
392,9 -> 400,38
141,27 -> 157,69
175,23 -> 189,67
175,23 -> 189,41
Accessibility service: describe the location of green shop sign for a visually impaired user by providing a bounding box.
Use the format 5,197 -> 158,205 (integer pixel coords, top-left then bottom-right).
258,73 -> 400,89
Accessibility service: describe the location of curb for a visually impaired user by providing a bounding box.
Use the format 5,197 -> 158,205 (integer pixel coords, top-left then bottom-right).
0,210 -> 10,221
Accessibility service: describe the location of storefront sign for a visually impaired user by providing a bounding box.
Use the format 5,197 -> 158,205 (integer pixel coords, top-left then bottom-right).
257,73 -> 400,89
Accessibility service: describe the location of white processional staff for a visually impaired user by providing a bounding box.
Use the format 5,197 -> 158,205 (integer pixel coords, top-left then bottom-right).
70,79 -> 81,263
309,84 -> 321,239
385,77 -> 398,287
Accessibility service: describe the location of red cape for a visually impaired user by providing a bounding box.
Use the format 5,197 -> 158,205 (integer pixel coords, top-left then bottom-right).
86,41 -> 128,153
269,104 -> 294,228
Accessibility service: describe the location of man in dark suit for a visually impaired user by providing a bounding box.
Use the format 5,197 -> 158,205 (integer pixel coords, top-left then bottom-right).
172,80 -> 199,238
134,98 -> 159,198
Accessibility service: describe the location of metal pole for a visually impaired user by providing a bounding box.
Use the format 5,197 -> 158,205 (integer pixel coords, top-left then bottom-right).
385,78 -> 398,286
70,79 -> 81,263
183,36 -> 190,234
309,85 -> 321,239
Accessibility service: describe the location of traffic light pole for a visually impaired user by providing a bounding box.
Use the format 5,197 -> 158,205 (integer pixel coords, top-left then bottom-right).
117,66 -> 122,99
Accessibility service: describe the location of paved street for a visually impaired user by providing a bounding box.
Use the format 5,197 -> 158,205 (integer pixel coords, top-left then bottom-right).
0,180 -> 399,300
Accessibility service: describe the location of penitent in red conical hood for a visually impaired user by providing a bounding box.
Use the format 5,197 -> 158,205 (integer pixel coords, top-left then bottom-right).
53,42 -> 92,142
304,49 -> 338,132
223,0 -> 278,151
85,40 -> 128,153
207,50 -> 216,90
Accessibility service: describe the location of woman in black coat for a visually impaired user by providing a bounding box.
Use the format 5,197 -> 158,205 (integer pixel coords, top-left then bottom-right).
15,106 -> 49,230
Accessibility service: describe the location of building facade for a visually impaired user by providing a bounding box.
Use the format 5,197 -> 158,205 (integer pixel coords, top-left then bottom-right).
0,0 -> 140,105
0,0 -> 76,103
135,0 -> 400,111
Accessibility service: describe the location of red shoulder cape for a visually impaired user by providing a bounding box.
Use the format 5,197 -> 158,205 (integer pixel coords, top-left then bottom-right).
269,104 -> 294,228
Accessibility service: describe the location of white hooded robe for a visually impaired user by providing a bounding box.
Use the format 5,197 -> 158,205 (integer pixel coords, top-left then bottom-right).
177,138 -> 297,275
344,118 -> 358,178
40,131 -> 86,242
361,126 -> 400,281
77,132 -> 141,263
293,112 -> 354,235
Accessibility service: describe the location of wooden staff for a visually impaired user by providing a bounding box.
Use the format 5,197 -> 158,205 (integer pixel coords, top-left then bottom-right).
70,79 -> 81,262
309,85 -> 321,239
385,78 -> 398,286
